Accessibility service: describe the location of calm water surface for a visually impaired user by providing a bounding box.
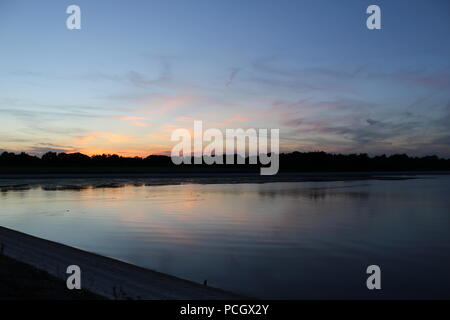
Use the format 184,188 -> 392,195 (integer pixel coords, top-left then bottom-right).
1,175 -> 450,299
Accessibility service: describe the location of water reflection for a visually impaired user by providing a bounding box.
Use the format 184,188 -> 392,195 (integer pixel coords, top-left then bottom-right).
0,176 -> 449,299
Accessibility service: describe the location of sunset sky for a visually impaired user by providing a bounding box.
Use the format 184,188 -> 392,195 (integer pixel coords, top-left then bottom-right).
1,0 -> 450,157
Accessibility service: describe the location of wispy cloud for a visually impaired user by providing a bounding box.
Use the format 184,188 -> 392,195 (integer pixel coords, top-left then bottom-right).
114,115 -> 151,127
368,67 -> 450,90
77,131 -> 135,144
135,94 -> 198,115
82,56 -> 172,88
226,68 -> 240,87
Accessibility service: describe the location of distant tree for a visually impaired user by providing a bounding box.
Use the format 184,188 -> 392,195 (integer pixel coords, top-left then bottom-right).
0,150 -> 449,171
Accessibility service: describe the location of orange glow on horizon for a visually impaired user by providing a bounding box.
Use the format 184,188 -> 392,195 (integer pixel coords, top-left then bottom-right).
71,147 -> 171,157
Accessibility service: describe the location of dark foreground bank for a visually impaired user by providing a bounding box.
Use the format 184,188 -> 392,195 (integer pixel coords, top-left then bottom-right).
0,254 -> 103,300
0,226 -> 241,300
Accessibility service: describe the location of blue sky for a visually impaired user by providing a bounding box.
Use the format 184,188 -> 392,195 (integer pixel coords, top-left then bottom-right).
1,0 -> 450,156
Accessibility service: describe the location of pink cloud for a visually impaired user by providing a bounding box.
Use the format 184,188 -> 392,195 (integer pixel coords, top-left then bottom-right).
136,94 -> 198,115
115,115 -> 151,127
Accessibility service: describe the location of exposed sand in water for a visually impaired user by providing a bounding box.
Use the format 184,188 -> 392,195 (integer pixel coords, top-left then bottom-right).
0,171 -> 427,192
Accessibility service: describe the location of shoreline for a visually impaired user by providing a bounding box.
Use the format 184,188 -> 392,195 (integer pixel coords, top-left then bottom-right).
0,171 -> 447,192
0,226 -> 241,300
1,170 -> 449,179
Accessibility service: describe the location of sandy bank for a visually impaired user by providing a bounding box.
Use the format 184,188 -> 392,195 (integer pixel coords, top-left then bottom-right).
0,254 -> 103,300
0,226 -> 240,300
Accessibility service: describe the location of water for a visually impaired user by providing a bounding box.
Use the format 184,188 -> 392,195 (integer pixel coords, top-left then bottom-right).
1,175 -> 450,299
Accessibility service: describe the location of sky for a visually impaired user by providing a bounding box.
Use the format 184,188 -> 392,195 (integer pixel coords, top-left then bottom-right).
1,0 -> 450,157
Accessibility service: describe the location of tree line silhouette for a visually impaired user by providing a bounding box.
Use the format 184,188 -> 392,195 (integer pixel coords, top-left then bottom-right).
0,151 -> 449,172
